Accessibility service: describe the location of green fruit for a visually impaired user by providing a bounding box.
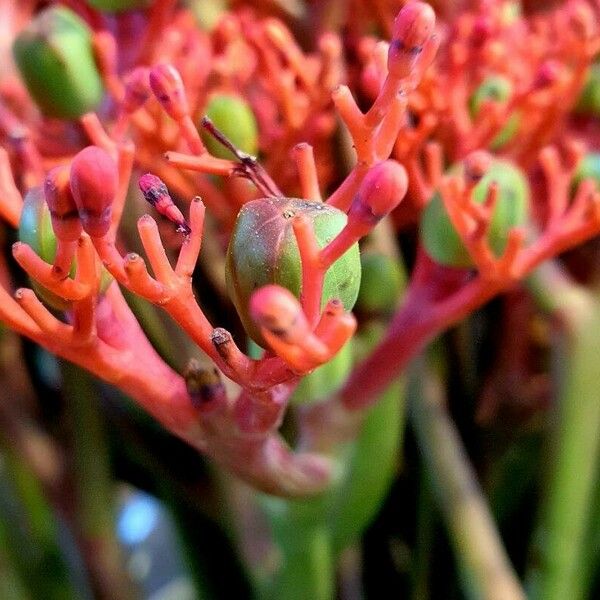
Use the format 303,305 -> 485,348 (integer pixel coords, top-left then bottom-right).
13,7 -> 104,119
575,64 -> 600,115
201,94 -> 258,159
470,76 -> 520,149
356,253 -> 405,315
420,159 -> 530,268
573,152 -> 600,188
85,0 -> 150,12
19,187 -> 112,311
226,198 -> 361,347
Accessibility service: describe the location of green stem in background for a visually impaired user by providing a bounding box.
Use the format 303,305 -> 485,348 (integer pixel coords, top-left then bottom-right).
0,442 -> 78,599
0,515 -> 32,600
410,467 -> 435,600
261,496 -> 335,600
524,262 -> 600,600
61,361 -> 135,600
408,356 -> 526,600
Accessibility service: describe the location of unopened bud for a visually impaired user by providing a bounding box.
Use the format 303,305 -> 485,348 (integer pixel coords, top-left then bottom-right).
139,173 -> 190,234
12,7 -> 104,119
388,2 -> 436,78
70,146 -> 117,238
349,160 -> 408,225
149,64 -> 189,121
44,165 -> 82,242
250,285 -> 307,343
122,67 -> 151,114
464,151 -> 492,183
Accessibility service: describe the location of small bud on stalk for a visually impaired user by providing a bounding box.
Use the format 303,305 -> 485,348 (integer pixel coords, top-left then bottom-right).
18,187 -> 112,310
70,146 -> 118,238
139,174 -> 191,235
12,7 -> 104,119
149,64 -> 189,121
44,166 -> 82,242
388,2 -> 436,78
122,68 -> 152,114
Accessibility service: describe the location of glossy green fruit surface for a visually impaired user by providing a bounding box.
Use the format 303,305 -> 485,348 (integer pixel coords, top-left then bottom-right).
420,160 -> 529,268
13,7 -> 104,119
355,253 -> 405,315
227,198 -> 361,347
201,94 -> 259,159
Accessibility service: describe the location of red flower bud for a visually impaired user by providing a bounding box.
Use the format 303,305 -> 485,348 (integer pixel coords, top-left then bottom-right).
388,2 -> 436,78
349,160 -> 408,225
122,67 -> 151,114
250,285 -> 308,343
44,165 -> 82,242
149,64 -> 189,121
69,146 -> 117,238
139,173 -> 190,234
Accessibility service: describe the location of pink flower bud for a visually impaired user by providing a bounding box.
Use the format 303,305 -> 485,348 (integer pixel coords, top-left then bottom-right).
122,67 -> 151,114
44,165 -> 82,242
388,2 -> 436,78
69,146 -> 117,238
464,150 -> 492,183
149,64 -> 189,121
139,173 -> 190,234
349,160 -> 408,225
249,285 -> 307,343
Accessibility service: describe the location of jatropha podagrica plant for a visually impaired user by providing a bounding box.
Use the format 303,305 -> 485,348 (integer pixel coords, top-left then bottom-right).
1,0 -> 600,503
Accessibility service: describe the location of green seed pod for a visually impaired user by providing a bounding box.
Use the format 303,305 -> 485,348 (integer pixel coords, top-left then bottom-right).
469,75 -> 520,149
355,253 -> 406,315
12,7 -> 104,119
201,94 -> 258,159
226,198 -> 361,348
19,187 -> 112,311
573,152 -> 600,188
85,0 -> 151,12
420,159 -> 530,268
575,64 -> 600,115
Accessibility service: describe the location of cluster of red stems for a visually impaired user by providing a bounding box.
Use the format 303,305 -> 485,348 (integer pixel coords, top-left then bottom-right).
1,0 -> 599,496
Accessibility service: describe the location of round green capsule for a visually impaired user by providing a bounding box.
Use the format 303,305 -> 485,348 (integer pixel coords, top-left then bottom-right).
226,198 -> 361,347
19,187 -> 112,311
85,1 -> 150,12
201,94 -> 259,159
420,159 -> 530,268
13,7 -> 104,120
470,75 -> 520,150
